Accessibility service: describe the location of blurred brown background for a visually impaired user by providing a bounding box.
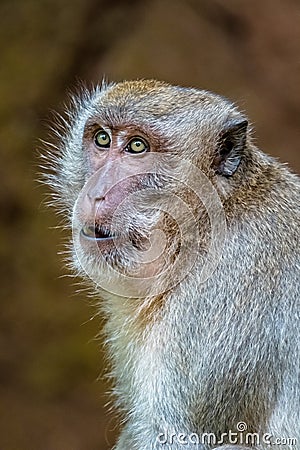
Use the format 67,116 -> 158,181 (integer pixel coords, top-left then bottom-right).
0,0 -> 299,449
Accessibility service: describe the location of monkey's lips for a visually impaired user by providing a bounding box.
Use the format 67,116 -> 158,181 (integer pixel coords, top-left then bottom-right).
80,224 -> 117,241
80,224 -> 145,254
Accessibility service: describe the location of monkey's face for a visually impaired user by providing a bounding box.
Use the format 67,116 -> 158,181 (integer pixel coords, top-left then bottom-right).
53,80 -> 248,297
72,121 -> 187,297
74,125 -> 157,251
71,123 -> 224,298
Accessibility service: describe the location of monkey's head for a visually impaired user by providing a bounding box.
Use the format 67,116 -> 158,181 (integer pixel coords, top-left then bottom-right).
47,80 -> 252,298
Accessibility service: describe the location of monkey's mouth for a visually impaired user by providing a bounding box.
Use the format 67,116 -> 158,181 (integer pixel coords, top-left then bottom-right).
81,224 -> 117,241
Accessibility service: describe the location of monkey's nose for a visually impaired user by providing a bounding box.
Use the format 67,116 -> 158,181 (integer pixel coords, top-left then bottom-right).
87,192 -> 105,204
80,192 -> 102,215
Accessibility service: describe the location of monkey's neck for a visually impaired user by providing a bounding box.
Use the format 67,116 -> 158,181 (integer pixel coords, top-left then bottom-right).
102,292 -> 165,336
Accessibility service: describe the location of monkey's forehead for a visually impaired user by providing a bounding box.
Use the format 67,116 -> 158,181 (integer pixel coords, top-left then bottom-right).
86,79 -> 240,127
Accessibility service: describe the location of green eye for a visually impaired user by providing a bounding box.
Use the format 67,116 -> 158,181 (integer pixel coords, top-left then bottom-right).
126,137 -> 148,154
94,129 -> 110,148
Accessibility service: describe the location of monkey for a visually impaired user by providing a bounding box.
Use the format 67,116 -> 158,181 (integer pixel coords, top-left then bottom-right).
45,79 -> 300,450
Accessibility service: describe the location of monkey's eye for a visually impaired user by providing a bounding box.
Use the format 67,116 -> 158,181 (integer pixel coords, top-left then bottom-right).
126,137 -> 148,154
94,130 -> 111,148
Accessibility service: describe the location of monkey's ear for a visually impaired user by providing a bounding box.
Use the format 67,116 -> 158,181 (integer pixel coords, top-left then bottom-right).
213,119 -> 248,176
